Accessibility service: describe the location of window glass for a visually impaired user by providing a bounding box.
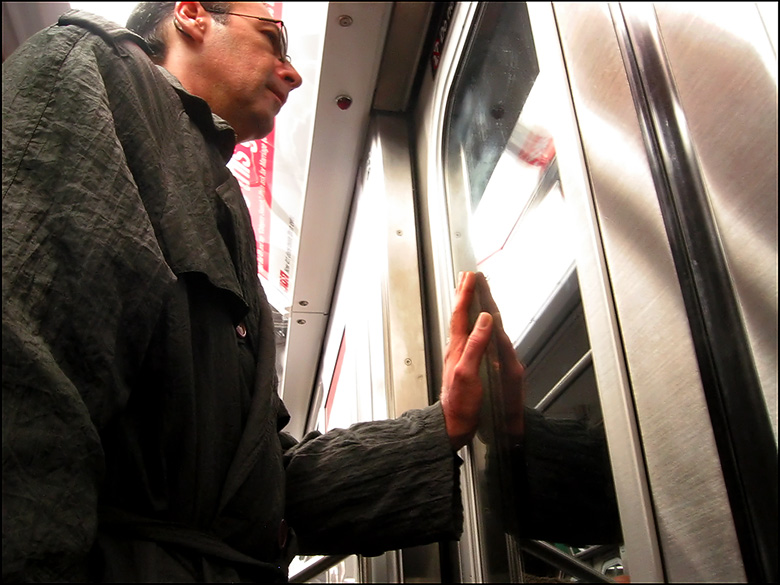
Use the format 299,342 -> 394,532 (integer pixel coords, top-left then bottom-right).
443,3 -> 624,581
288,555 -> 359,583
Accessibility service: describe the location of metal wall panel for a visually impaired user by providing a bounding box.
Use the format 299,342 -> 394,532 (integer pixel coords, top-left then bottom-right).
616,5 -> 777,579
553,2 -> 779,581
528,5 -> 666,581
653,2 -> 777,442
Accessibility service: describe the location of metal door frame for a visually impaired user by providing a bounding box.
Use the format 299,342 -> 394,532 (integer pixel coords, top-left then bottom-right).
413,1 -> 777,582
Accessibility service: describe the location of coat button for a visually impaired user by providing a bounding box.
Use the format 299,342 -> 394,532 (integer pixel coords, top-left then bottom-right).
278,518 -> 288,549
236,322 -> 247,338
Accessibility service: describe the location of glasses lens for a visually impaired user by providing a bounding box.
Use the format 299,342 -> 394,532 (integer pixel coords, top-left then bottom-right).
279,23 -> 288,61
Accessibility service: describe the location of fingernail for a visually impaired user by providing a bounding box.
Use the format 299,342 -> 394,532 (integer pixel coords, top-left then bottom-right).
477,312 -> 491,329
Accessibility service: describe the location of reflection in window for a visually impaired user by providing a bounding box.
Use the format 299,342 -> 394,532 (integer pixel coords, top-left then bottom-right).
288,555 -> 359,583
443,3 -> 623,582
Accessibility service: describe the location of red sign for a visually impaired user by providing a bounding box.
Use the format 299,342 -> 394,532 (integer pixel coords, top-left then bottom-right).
516,127 -> 555,168
264,1 -> 281,19
229,133 -> 275,278
431,3 -> 456,76
325,331 -> 347,430
227,2 -> 283,282
227,2 -> 297,293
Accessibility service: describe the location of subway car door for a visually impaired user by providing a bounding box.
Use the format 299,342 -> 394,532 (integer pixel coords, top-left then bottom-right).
412,2 -> 777,583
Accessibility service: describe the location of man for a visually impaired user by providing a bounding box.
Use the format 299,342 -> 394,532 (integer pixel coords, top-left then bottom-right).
2,2 -> 494,581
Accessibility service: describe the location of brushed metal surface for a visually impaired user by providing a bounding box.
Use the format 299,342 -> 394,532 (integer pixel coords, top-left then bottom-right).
620,5 -> 777,579
373,2 -> 435,112
370,113 -> 430,417
653,1 -> 777,444
555,2 -> 748,581
538,4 -> 665,581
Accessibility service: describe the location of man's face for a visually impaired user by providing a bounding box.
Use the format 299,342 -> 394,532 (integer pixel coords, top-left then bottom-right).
198,2 -> 302,142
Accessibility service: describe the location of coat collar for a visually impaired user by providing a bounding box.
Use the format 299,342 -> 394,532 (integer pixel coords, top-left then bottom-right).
155,67 -> 239,163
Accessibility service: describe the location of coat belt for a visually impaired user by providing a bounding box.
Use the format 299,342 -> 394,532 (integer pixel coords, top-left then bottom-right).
98,505 -> 286,578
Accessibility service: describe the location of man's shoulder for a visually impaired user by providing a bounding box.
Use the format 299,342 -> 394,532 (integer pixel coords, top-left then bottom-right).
55,9 -> 151,55
3,9 -> 152,81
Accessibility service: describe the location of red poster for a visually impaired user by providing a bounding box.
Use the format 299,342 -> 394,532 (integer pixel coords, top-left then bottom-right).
264,2 -> 281,19
325,331 -> 347,430
515,125 -> 555,168
229,133 -> 275,278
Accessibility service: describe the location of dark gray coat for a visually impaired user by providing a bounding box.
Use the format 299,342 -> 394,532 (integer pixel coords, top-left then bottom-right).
2,11 -> 461,582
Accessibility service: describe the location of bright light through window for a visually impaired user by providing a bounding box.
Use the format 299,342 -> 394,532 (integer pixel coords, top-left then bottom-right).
69,2 -> 139,27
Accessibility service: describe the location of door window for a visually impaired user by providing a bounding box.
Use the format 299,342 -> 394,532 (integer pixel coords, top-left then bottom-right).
442,3 -> 624,581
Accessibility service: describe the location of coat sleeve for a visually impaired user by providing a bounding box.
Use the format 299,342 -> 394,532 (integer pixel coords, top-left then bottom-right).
493,408 -> 622,545
281,403 -> 463,556
2,26 -> 174,582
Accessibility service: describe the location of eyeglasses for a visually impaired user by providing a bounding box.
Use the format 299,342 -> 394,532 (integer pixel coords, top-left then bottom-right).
201,6 -> 290,63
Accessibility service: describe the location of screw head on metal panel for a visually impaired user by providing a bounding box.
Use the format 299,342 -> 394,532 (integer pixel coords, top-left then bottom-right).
336,95 -> 352,110
299,300 -> 309,307
404,358 -> 412,366
338,15 -> 353,27
297,319 -> 307,325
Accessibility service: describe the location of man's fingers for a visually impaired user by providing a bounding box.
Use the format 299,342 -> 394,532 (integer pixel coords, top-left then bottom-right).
449,271 -> 477,345
454,271 -> 476,314
475,272 -> 498,315
493,313 -> 515,362
491,312 -> 526,384
458,312 -> 493,372
441,310 -> 492,450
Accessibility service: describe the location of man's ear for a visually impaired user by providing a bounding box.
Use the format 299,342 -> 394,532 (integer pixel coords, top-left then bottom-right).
173,1 -> 209,43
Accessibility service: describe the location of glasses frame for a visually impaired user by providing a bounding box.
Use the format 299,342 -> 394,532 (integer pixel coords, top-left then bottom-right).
201,5 -> 290,63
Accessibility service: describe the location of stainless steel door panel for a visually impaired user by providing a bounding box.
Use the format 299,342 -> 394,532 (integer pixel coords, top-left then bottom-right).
652,2 -> 778,442
555,2 -> 751,581
617,5 -> 777,580
524,9 -> 669,582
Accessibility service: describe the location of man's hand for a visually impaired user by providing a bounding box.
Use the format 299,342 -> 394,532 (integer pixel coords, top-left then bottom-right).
441,271 -> 494,451
475,273 -> 526,438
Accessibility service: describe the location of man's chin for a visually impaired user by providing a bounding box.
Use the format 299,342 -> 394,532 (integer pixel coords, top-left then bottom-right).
237,118 -> 275,144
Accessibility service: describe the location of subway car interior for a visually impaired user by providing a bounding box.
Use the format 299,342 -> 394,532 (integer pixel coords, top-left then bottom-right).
3,2 -> 777,583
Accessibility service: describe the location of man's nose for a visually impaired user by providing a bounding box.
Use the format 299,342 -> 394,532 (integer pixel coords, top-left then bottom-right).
280,61 -> 303,89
